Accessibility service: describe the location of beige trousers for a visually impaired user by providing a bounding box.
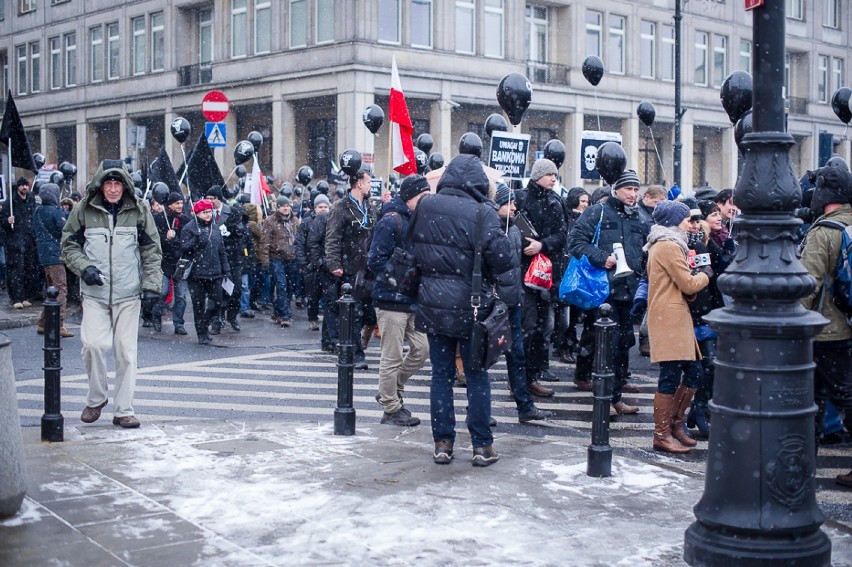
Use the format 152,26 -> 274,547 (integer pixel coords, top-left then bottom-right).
375,308 -> 429,414
81,298 -> 140,417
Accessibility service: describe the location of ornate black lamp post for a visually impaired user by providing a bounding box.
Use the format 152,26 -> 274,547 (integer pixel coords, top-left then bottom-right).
683,1 -> 832,565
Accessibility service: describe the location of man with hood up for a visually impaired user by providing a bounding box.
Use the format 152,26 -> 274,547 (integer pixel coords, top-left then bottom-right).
410,153 -> 522,467
33,182 -> 73,337
61,160 -> 162,429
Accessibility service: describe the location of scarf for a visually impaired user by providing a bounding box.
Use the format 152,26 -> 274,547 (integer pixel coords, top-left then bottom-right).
644,224 -> 689,256
710,224 -> 729,248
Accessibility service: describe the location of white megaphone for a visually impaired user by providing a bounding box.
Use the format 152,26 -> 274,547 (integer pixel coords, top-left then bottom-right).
612,243 -> 632,279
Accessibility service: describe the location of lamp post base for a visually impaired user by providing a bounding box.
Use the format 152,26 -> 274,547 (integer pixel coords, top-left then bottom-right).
334,408 -> 356,436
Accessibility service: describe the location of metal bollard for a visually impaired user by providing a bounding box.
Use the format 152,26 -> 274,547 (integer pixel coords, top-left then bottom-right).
587,303 -> 615,478
0,338 -> 28,518
41,286 -> 63,442
334,283 -> 356,435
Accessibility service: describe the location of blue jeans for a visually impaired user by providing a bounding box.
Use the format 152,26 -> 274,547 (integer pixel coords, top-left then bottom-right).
657,360 -> 703,395
428,333 -> 493,449
154,275 -> 187,327
507,306 -> 534,413
240,273 -> 251,313
270,259 -> 298,319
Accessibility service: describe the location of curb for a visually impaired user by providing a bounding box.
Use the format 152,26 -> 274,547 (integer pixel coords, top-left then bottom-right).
0,304 -> 82,331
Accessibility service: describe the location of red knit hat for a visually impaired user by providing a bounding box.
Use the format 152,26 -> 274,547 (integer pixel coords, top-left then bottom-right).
193,199 -> 214,214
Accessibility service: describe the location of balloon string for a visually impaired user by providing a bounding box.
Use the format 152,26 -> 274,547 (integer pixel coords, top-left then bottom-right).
649,127 -> 666,186
177,145 -> 189,189
843,124 -> 849,141
594,89 -> 601,132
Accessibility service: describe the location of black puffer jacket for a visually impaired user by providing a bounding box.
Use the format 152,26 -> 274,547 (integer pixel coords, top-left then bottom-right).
307,212 -> 329,269
515,179 -> 567,272
180,217 -> 230,280
410,154 -> 521,338
295,212 -> 315,270
568,196 -> 650,302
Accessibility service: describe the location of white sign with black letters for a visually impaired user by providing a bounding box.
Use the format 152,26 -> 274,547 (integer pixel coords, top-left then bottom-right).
488,131 -> 531,180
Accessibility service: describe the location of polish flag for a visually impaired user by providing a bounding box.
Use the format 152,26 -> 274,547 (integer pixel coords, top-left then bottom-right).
248,159 -> 271,210
389,56 -> 417,176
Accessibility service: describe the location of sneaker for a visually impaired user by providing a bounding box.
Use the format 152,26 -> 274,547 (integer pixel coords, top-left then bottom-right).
59,327 -> 75,338
112,415 -> 141,428
433,441 -> 454,465
308,320 -> 320,331
229,320 -> 241,332
152,317 -> 163,332
12,303 -> 23,309
174,326 -> 188,335
280,319 -> 291,328
21,300 -> 32,308
380,407 -> 421,426
472,445 -> 500,467
81,399 -> 108,423
518,407 -> 552,423
198,333 -> 213,345
240,311 -> 255,319
538,368 -> 559,382
354,357 -> 368,370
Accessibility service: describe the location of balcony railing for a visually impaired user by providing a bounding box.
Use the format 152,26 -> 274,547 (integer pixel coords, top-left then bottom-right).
178,64 -> 213,87
526,62 -> 570,86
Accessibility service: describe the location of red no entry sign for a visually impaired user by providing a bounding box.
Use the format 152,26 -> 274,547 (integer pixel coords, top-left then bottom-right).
745,0 -> 764,9
201,90 -> 229,123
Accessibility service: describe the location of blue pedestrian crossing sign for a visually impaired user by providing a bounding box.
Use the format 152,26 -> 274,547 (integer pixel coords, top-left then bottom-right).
205,122 -> 227,147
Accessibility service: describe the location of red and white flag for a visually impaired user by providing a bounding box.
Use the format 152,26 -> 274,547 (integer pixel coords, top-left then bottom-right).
389,56 -> 417,176
248,159 -> 271,208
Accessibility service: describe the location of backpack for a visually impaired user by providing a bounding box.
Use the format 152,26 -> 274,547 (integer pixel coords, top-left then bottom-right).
813,219 -> 852,320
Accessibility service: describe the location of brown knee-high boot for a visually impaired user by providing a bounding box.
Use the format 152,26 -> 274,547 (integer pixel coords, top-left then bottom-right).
653,392 -> 691,453
671,384 -> 697,447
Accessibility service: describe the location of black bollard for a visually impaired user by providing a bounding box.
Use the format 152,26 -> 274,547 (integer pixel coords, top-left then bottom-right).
587,304 -> 615,477
334,283 -> 356,435
41,286 -> 63,442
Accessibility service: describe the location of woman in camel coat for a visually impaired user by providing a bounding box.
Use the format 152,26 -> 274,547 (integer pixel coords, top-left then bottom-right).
645,200 -> 711,454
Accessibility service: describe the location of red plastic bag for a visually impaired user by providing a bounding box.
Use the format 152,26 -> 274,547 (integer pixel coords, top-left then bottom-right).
524,253 -> 553,291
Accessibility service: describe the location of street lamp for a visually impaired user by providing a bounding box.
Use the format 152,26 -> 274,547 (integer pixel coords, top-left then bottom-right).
673,0 -> 683,189
683,1 -> 832,565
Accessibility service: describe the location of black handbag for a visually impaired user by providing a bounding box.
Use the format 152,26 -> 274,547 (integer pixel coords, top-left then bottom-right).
376,210 -> 421,298
469,205 -> 512,370
173,257 -> 194,280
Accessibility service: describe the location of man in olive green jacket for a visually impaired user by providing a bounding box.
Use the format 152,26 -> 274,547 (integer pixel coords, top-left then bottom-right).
61,160 -> 162,428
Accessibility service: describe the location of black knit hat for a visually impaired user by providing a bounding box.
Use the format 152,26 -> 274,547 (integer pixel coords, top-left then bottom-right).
205,185 -> 224,200
399,174 -> 429,202
15,176 -> 29,188
613,169 -> 640,191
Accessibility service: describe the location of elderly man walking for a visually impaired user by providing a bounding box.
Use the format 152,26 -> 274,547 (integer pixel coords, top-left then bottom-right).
61,160 -> 162,428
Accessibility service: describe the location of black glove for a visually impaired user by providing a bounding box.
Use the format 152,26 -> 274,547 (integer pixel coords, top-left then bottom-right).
722,238 -> 736,255
629,298 -> 647,324
82,265 -> 105,286
141,289 -> 160,311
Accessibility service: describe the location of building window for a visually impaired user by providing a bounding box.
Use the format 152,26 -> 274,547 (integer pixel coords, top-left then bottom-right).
818,55 -> 829,103
232,0 -> 248,57
29,41 -> 39,93
0,53 -> 8,96
255,0 -> 271,53
290,0 -> 307,48
16,45 -> 26,95
530,127 -> 556,153
455,0 -> 475,54
49,36 -> 61,89
307,118 -> 336,178
526,5 -> 548,82
484,0 -> 504,58
608,14 -> 625,75
784,52 -> 790,98
640,20 -> 655,79
823,0 -> 839,28
199,9 -> 213,65
107,22 -> 119,79
18,0 -> 35,15
585,10 -> 602,58
63,33 -> 75,87
662,24 -> 674,81
317,0 -> 335,44
379,0 -> 400,43
151,12 -> 164,71
786,0 -> 803,20
692,140 -> 706,189
132,16 -> 146,75
739,39 -> 751,73
90,26 -> 104,82
411,0 -> 432,48
712,34 -> 727,87
694,31 -> 708,86
832,57 -> 843,93
640,136 -> 665,185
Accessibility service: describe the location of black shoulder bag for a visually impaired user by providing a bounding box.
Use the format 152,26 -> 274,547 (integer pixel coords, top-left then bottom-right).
469,204 -> 512,370
376,209 -> 422,298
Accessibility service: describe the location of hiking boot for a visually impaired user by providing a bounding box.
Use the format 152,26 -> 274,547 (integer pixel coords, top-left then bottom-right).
613,401 -> 640,415
112,415 -> 141,428
433,441 -> 454,464
81,399 -> 108,423
527,380 -> 555,397
174,326 -> 188,335
59,327 -> 75,338
380,407 -> 421,426
573,379 -> 593,392
472,445 -> 500,467
518,406 -> 552,423
308,320 -> 320,331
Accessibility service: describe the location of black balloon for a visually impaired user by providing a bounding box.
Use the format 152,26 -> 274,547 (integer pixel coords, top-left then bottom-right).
58,161 -> 77,179
49,172 -> 64,185
637,102 -> 656,127
33,153 -> 45,170
316,180 -> 329,194
826,155 -> 850,171
720,71 -> 753,124
415,133 -> 434,154
458,132 -> 483,157
484,113 -> 509,138
582,56 -> 605,87
362,104 -> 385,134
336,187 -> 346,198
235,165 -> 247,178
428,153 -> 445,170
595,142 -> 626,185
297,166 -> 313,187
414,149 -> 428,174
170,117 -> 191,144
543,140 -> 566,170
294,186 -> 304,197
734,110 -> 753,149
234,140 -> 254,165
339,149 -> 362,176
131,171 -> 143,189
151,182 -> 170,204
496,73 -> 532,126
281,182 -> 293,198
831,87 -> 852,124
247,131 -> 264,153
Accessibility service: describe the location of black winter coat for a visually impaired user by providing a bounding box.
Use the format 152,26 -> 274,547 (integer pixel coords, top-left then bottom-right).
568,196 -> 650,302
307,212 -> 329,269
180,218 -> 230,280
515,179 -> 567,272
410,154 -> 521,338
295,213 -> 315,270
324,194 -> 376,275
0,191 -> 37,250
368,196 -> 415,312
154,211 -> 192,277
